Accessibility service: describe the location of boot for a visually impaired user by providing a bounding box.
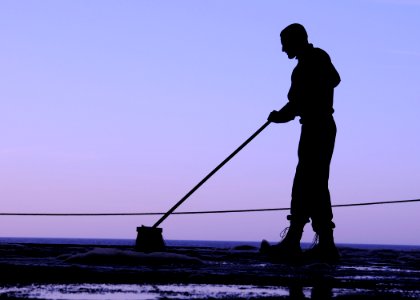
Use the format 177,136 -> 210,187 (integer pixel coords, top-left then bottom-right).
304,229 -> 340,264
260,221 -> 305,262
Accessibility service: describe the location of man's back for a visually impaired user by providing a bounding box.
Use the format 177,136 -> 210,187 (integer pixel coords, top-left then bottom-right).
288,44 -> 340,121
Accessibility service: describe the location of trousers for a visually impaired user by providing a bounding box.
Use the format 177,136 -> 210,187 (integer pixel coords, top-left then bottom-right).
290,116 -> 337,233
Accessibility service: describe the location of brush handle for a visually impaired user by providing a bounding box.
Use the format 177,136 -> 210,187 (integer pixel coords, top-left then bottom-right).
152,120 -> 271,228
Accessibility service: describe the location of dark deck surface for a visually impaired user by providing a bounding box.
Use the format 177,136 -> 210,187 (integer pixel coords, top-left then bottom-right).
0,242 -> 419,299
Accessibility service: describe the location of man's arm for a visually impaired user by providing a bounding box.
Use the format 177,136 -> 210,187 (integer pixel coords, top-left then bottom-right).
268,102 -> 296,123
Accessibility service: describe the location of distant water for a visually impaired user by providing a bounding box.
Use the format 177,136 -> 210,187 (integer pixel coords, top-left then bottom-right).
1,237 -> 419,251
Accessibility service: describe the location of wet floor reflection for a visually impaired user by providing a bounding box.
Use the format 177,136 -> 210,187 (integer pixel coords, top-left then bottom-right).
0,283 -> 418,299
0,284 -> 299,299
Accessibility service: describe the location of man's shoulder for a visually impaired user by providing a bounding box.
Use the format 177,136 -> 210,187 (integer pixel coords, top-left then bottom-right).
310,46 -> 331,61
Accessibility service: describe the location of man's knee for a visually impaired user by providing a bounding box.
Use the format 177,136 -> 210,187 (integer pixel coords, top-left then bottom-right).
311,220 -> 336,233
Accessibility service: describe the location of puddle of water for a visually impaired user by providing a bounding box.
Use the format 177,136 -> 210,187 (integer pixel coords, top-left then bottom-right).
2,283 -> 418,299
339,265 -> 420,273
0,284 -> 303,299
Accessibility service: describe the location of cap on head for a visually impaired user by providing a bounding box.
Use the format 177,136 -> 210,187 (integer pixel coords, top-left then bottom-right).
280,23 -> 308,45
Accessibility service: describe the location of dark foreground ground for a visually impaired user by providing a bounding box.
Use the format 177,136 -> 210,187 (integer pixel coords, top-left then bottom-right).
0,242 -> 419,299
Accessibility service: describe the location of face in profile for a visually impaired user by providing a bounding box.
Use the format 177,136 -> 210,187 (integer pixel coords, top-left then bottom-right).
281,37 -> 298,59
280,23 -> 308,60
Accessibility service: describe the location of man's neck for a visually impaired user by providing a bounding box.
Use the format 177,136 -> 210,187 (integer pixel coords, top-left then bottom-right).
296,43 -> 312,61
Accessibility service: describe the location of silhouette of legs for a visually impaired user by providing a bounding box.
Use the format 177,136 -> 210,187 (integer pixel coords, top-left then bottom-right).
291,118 -> 336,231
290,117 -> 339,262
261,117 -> 339,262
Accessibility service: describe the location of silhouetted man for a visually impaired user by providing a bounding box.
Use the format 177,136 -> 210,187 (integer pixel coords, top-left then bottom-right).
261,23 -> 340,263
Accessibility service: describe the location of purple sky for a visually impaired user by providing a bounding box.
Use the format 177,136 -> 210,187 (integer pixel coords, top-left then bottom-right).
1,1 -> 419,245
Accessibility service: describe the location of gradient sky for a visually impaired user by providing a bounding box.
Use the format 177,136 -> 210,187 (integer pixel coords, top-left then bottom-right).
1,0 -> 419,245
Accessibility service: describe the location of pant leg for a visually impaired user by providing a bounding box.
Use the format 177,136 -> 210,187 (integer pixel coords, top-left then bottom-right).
290,118 -> 336,231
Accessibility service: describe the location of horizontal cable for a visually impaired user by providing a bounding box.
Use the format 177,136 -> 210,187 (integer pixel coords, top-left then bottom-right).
0,198 -> 419,217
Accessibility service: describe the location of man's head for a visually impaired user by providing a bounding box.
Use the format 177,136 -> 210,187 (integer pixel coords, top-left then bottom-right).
280,23 -> 308,59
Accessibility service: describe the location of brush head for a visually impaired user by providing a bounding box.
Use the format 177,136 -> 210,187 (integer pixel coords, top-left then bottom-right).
135,225 -> 166,252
